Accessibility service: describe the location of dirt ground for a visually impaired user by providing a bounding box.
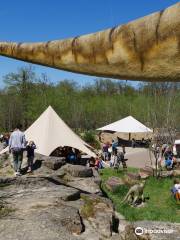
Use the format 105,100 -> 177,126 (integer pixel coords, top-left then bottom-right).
122,147 -> 155,169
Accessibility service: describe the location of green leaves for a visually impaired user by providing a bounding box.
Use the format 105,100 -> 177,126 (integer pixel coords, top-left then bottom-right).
0,67 -> 179,133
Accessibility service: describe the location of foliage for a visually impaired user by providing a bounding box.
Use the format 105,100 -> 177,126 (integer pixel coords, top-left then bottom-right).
82,130 -> 100,149
80,195 -> 101,219
0,65 -> 179,134
0,205 -> 15,218
0,193 -> 15,218
100,168 -> 180,222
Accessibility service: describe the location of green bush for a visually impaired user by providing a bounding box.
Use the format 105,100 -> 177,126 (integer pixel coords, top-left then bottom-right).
82,131 -> 100,149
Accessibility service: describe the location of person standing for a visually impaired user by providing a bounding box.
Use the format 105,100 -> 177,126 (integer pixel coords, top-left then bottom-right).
102,142 -> 109,161
131,138 -> 136,148
26,141 -> 36,173
112,140 -> 117,155
9,124 -> 26,176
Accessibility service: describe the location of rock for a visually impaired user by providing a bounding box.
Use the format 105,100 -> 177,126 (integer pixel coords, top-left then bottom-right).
0,176 -> 83,240
121,224 -> 151,240
139,168 -> 153,179
92,168 -> 101,185
139,173 -> 149,180
52,168 -> 101,194
123,175 -> 139,186
0,152 -> 9,162
140,167 -> 154,176
173,170 -> 180,177
0,176 -> 16,184
139,172 -> 150,180
105,177 -> 124,192
80,194 -> 115,239
58,206 -> 83,235
43,156 -> 66,170
67,177 -> 101,194
114,211 -> 128,234
133,221 -> 180,240
61,164 -> 93,177
126,172 -> 141,180
160,171 -> 173,178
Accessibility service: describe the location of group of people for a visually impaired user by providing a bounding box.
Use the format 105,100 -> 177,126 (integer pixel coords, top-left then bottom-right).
102,140 -> 127,169
51,146 -> 81,165
8,124 -> 36,176
155,143 -> 178,169
152,142 -> 178,170
87,156 -> 104,170
163,146 -> 175,169
0,133 -> 10,148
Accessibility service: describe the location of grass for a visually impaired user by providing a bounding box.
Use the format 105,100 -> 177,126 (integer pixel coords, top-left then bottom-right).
0,204 -> 15,218
100,168 -> 180,223
0,196 -> 15,218
0,183 -> 11,188
0,184 -> 15,218
0,165 -> 14,177
80,195 -> 101,219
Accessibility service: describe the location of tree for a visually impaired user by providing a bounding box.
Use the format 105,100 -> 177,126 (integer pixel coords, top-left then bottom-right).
2,65 -> 36,129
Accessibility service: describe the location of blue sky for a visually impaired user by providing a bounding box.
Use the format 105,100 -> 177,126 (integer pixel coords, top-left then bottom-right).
0,0 -> 178,87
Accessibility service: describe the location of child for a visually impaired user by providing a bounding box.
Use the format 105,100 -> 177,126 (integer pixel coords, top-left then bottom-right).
171,179 -> 180,201
95,157 -> 100,170
26,141 -> 36,173
165,156 -> 173,169
67,148 -> 77,165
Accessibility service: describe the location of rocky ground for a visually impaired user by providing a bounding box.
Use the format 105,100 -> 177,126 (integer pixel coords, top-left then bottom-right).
0,153 -> 179,240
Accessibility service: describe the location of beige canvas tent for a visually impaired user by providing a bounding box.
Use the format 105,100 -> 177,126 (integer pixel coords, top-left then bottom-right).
0,106 -> 96,157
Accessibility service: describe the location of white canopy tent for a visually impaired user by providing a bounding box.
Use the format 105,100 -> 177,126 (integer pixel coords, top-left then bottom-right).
0,106 -> 96,157
97,116 -> 153,139
175,140 -> 180,145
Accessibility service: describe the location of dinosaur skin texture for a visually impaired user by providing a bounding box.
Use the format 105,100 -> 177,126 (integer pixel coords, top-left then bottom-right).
0,3 -> 179,82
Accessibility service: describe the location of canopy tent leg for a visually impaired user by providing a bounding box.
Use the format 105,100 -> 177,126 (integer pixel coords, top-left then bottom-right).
129,133 -> 131,141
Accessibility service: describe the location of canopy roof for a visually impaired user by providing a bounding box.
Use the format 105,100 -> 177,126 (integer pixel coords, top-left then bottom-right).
0,106 -> 96,157
175,140 -> 180,145
97,116 -> 152,133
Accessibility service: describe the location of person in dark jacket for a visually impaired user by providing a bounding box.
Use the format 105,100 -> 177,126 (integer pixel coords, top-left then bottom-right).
26,141 -> 36,172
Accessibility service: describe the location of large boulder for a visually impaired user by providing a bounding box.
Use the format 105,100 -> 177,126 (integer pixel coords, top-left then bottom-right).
160,170 -> 173,178
92,168 -> 101,185
0,176 -> 84,240
43,156 -> 66,170
80,194 -> 115,239
140,167 -> 154,176
66,177 -> 101,194
105,177 -> 124,192
61,164 -> 93,177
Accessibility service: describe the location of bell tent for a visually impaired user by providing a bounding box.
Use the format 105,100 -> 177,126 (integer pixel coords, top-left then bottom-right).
0,106 -> 96,157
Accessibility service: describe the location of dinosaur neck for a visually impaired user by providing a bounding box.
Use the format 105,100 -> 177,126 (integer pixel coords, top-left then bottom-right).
0,2 -> 179,82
